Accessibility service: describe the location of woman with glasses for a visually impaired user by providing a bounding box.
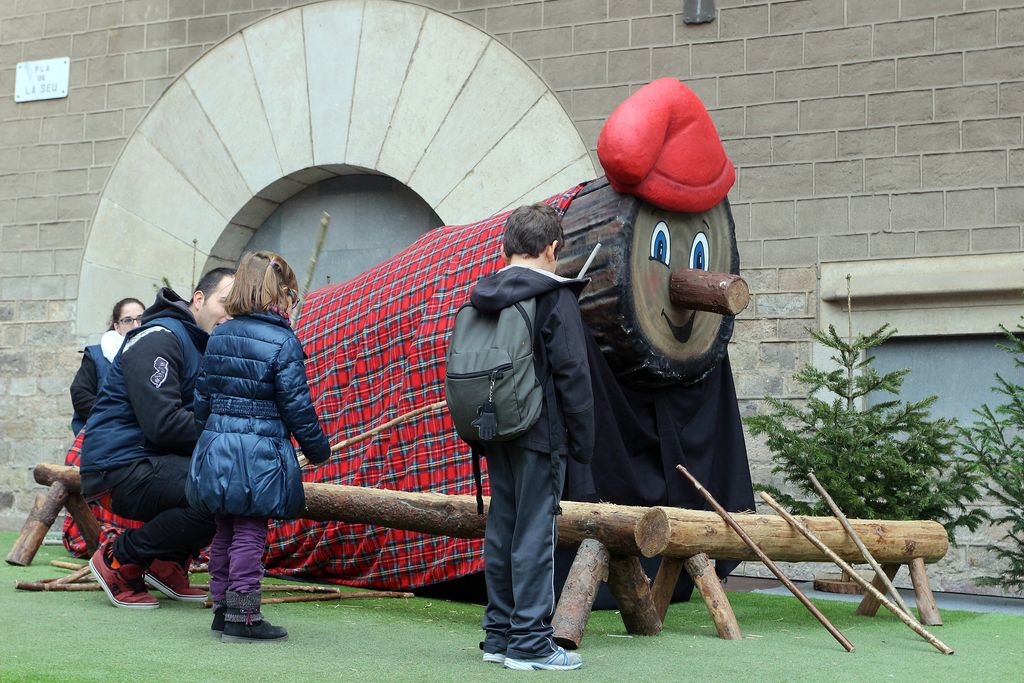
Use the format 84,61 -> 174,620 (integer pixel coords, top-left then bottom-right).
70,297 -> 145,434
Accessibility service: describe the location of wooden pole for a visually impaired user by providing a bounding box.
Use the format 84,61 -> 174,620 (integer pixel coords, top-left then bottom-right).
551,538 -> 609,649
676,465 -> 855,653
808,471 -> 916,620
51,565 -> 93,585
6,483 -> 69,566
606,555 -> 663,636
15,580 -> 101,591
297,401 -> 448,467
855,563 -> 901,617
683,553 -> 742,640
49,560 -> 87,571
759,492 -> 953,655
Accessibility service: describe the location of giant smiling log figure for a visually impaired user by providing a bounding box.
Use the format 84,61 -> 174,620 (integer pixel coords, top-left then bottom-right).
63,79 -> 755,595
265,78 -> 755,591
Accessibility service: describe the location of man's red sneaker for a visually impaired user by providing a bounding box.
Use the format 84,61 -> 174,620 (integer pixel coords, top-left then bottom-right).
88,543 -> 159,609
144,559 -> 207,602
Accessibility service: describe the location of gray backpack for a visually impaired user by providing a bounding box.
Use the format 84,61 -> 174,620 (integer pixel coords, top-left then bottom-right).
445,299 -> 543,443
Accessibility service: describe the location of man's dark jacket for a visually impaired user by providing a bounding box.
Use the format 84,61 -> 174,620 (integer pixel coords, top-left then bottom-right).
80,288 -> 208,478
469,265 -> 594,463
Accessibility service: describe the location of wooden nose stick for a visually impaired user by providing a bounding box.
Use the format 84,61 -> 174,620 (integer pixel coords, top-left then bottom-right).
668,269 -> 749,316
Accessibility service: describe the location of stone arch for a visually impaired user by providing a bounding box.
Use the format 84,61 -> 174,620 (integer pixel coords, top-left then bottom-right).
76,0 -> 596,335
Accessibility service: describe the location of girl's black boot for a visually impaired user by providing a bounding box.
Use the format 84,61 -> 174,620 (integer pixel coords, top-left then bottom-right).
221,590 -> 288,642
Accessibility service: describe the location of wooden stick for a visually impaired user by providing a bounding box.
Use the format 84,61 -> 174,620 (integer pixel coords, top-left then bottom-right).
297,400 -> 448,466
50,560 -> 87,571
261,590 -> 414,605
855,563 -> 900,617
808,471 -> 916,621
759,492 -> 953,655
676,465 -> 854,653
51,565 -> 93,585
15,580 -> 101,591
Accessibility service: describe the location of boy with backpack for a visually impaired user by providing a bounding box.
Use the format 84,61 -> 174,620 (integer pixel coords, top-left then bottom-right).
446,202 -> 595,671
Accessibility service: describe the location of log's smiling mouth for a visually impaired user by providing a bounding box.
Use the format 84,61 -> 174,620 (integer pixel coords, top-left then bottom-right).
662,308 -> 696,343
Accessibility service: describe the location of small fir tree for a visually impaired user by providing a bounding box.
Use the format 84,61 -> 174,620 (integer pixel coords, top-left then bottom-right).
959,319 -> 1024,593
745,279 -> 986,539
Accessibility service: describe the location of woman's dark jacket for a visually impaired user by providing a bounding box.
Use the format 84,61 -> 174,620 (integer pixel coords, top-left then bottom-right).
70,345 -> 110,434
186,312 -> 331,519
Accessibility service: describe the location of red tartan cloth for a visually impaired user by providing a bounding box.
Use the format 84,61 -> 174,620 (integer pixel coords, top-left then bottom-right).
265,187 -> 584,589
62,430 -> 143,557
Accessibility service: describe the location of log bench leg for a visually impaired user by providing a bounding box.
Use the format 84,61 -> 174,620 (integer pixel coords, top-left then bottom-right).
651,556 -> 685,622
684,553 -> 742,640
909,557 -> 943,626
64,493 -> 102,556
551,539 -> 610,650
6,482 -> 69,567
855,563 -> 901,617
607,555 -> 662,636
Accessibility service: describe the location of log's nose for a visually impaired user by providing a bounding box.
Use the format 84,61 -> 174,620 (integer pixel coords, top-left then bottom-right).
669,269 -> 749,316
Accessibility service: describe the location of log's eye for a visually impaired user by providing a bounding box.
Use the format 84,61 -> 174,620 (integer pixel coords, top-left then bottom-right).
689,231 -> 709,271
649,221 -> 671,267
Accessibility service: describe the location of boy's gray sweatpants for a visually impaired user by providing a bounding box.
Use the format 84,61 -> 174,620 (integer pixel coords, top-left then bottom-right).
481,442 -> 567,660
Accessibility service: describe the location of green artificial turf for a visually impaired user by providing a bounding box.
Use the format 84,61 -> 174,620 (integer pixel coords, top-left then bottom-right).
1,532 -> 1021,682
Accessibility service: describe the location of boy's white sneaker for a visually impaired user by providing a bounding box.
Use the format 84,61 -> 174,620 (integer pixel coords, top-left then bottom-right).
482,652 -> 506,664
503,647 -> 582,671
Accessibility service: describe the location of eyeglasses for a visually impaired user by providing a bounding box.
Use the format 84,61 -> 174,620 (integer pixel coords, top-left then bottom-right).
117,315 -> 143,326
287,288 -> 301,309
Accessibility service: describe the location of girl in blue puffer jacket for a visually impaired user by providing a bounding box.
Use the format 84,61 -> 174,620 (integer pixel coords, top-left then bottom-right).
187,250 -> 332,643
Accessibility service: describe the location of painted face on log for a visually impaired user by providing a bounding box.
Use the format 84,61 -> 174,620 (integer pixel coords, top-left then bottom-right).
631,200 -> 736,360
560,179 -> 740,388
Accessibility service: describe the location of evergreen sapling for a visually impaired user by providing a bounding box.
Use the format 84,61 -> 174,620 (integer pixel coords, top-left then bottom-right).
745,281 -> 985,539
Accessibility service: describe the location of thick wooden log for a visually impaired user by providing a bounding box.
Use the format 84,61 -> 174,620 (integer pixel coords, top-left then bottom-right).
635,506 -> 948,564
855,563 -> 901,617
34,465 -> 649,555
64,493 -> 101,556
669,269 -> 749,316
6,483 -> 69,567
684,553 -> 742,641
909,557 -> 943,626
552,539 -> 610,650
650,557 -> 686,621
606,555 -> 662,636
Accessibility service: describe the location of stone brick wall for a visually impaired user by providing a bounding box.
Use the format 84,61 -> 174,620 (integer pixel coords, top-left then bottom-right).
1,1 -> 1021,593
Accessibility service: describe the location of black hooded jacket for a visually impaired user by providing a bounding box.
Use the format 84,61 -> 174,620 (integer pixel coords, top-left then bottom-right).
81,288 -> 209,476
469,265 -> 595,463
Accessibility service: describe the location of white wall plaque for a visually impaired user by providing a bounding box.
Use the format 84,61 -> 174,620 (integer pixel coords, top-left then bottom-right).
15,58 -> 70,103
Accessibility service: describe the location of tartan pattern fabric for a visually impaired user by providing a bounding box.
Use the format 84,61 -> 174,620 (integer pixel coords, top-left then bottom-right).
61,430 -> 143,557
265,187 -> 584,589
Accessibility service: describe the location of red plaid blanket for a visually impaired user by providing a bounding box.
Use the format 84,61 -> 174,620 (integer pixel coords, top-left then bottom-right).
266,187 -> 582,588
64,187 -> 582,588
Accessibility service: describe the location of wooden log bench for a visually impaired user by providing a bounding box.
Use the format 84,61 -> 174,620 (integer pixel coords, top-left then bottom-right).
13,464 -> 950,643
634,506 -> 949,627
